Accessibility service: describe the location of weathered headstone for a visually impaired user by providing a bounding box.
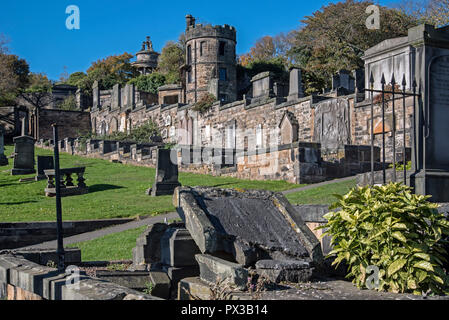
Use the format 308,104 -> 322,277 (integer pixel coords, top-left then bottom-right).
11,136 -> 35,175
112,84 -> 121,109
92,80 -> 100,109
36,155 -> 54,181
287,67 -> 304,101
0,125 -> 8,166
147,148 -> 181,196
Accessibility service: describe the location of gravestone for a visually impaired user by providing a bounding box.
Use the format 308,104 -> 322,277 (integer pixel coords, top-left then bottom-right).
147,148 -> 181,196
112,84 -> 121,109
92,80 -> 100,109
11,136 -> 35,175
287,67 -> 304,101
35,155 -> 54,181
0,125 -> 8,166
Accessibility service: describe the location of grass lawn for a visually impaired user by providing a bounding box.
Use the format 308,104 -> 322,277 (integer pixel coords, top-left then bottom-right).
285,178 -> 357,205
68,178 -> 358,262
67,225 -> 147,261
0,145 -> 303,222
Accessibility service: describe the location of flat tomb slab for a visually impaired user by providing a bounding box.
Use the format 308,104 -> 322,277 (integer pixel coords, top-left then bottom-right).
174,187 -> 323,267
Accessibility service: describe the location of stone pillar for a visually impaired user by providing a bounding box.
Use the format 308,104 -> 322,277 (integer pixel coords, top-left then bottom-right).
287,67 -> 304,101
409,24 -> 449,202
112,84 -> 121,109
92,80 -> 100,109
0,125 -> 8,166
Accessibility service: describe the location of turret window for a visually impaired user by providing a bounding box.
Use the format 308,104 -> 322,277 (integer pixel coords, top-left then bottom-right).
200,41 -> 206,56
187,45 -> 192,64
219,68 -> 227,81
219,41 -> 226,56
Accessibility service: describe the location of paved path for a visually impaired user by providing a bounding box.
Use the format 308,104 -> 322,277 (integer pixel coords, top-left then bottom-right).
281,176 -> 356,195
22,212 -> 179,250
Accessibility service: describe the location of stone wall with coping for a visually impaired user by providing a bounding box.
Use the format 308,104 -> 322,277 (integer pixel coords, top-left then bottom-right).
0,252 -> 159,300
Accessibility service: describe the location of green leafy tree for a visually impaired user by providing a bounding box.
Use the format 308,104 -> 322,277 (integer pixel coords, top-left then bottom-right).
0,39 -> 30,106
128,73 -> 166,94
288,0 -> 418,93
19,73 -> 53,110
157,41 -> 184,84
66,71 -> 90,93
85,52 -> 139,90
59,94 -> 78,111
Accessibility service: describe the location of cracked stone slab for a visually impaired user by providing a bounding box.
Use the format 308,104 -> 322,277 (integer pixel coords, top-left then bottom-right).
173,187 -> 323,267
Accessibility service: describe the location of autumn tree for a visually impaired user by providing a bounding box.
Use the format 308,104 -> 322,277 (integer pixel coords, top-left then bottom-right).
239,35 -> 291,67
0,37 -> 30,107
289,0 -> 418,93
157,41 -> 184,84
85,52 -> 138,90
397,0 -> 449,27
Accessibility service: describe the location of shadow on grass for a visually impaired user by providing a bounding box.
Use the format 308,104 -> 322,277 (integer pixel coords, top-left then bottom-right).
88,184 -> 125,194
0,200 -> 38,205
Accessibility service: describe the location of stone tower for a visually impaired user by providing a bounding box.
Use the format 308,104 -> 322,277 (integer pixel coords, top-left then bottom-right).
184,15 -> 237,104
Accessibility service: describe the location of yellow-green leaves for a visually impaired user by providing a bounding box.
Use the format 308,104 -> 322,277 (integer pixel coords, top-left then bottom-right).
387,259 -> 407,277
392,231 -> 407,243
413,261 -> 434,272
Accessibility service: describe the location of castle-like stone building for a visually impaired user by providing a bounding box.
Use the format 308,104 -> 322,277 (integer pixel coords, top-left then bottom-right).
80,18 -> 449,185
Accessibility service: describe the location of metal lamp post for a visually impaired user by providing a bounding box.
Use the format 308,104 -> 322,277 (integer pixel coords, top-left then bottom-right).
52,124 -> 65,272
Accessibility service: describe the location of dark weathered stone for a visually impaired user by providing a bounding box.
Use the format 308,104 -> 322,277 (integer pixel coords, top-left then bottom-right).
11,136 -> 35,175
148,271 -> 171,299
0,125 -> 8,166
132,223 -> 169,266
161,228 -> 201,267
35,156 -> 54,181
95,271 -> 151,291
147,148 -> 181,196
174,187 -> 323,268
195,254 -> 248,290
163,265 -> 199,285
255,259 -> 313,283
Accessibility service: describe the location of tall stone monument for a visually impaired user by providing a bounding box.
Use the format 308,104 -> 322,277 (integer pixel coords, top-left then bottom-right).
0,125 -> 8,166
147,148 -> 181,196
408,24 -> 449,202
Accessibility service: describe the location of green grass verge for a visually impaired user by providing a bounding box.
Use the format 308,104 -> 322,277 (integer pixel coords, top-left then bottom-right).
0,145 -> 302,222
285,178 -> 357,205
67,225 -> 147,261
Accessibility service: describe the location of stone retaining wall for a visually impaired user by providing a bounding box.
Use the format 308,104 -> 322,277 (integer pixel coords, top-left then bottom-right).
0,252 -> 160,300
36,139 -> 379,184
0,218 -> 135,250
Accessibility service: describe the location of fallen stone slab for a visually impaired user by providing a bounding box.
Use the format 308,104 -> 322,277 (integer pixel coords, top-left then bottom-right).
195,254 -> 248,290
255,259 -> 313,283
174,187 -> 323,267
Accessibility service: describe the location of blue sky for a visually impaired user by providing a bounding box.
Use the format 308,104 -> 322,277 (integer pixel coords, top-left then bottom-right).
0,0 -> 397,81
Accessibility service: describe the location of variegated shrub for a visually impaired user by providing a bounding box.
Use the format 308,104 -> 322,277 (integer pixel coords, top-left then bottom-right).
320,182 -> 449,295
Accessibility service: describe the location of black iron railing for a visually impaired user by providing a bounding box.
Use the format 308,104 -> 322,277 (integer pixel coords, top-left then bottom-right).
364,72 -> 420,186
